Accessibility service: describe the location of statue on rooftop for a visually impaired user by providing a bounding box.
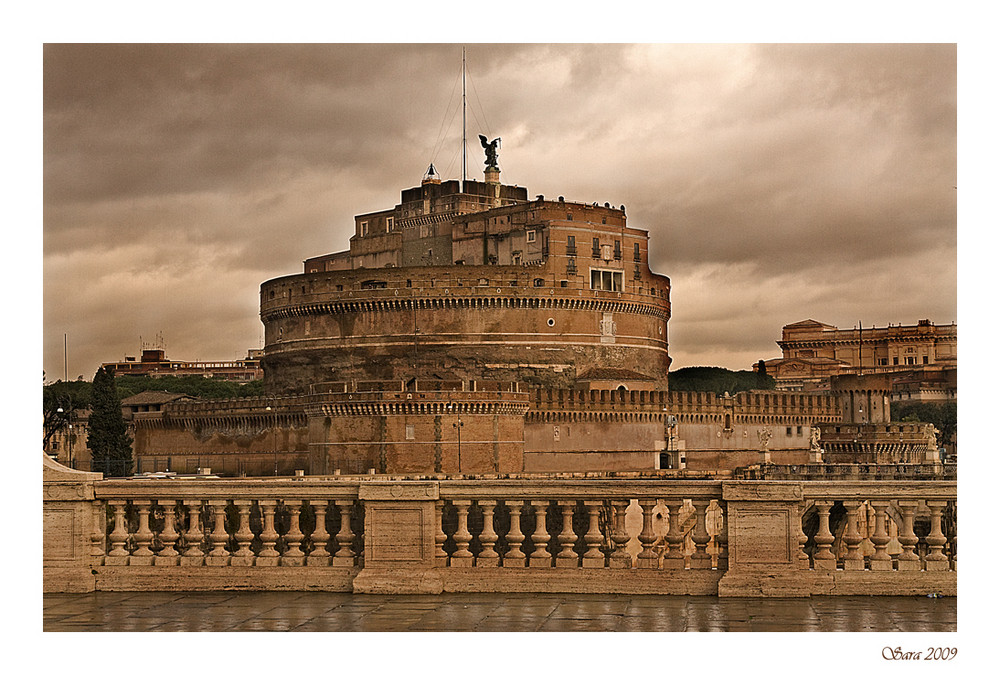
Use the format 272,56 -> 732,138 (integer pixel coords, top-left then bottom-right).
479,135 -> 500,168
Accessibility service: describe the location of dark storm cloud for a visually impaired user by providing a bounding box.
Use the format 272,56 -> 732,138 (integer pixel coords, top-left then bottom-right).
43,44 -> 956,379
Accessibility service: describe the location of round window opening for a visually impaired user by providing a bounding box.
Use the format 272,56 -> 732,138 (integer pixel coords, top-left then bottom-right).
547,318 -> 555,327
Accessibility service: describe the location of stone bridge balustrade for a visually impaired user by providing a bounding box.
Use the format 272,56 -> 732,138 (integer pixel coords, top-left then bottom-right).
415,479 -> 730,593
42,456 -> 956,596
794,483 -> 957,576
86,478 -> 365,590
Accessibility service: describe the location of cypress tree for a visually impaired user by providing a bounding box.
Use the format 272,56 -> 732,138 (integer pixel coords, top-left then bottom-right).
87,366 -> 133,476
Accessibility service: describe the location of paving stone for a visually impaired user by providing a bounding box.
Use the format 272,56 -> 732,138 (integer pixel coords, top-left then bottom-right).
42,592 -> 957,632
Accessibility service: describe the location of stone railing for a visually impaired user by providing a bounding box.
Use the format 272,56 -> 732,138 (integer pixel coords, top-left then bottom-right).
734,463 -> 956,480
43,456 -> 955,597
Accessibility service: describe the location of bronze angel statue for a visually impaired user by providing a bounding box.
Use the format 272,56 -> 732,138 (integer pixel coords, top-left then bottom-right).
479,135 -> 500,168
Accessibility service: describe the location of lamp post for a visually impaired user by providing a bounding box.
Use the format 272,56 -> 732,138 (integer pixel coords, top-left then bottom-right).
448,396 -> 463,473
66,422 -> 74,469
663,410 -> 677,469
265,399 -> 278,476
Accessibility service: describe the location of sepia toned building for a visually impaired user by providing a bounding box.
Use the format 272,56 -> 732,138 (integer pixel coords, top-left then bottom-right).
102,348 -> 263,382
125,156 -> 940,477
262,165 -> 671,392
755,318 -> 957,396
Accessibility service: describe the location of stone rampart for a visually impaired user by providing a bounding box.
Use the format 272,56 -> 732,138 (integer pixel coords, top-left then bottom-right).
132,396 -> 311,476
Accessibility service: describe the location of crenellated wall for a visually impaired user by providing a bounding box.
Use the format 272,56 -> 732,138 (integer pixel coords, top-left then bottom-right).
132,397 -> 310,476
130,386 -> 848,476
523,388 -> 842,472
304,383 -> 530,475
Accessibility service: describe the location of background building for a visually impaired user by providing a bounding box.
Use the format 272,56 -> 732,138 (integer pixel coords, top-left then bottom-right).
102,348 -> 263,382
755,319 -> 957,397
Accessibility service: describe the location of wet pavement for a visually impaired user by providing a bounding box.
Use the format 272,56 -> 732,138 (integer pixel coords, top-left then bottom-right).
42,592 -> 956,631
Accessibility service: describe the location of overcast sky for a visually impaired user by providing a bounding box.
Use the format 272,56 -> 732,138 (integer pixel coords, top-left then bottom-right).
43,43 -> 956,380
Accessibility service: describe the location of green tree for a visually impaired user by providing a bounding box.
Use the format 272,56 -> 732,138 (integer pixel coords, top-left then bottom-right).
87,366 -> 133,476
114,374 -> 264,400
891,401 -> 957,446
43,378 -> 91,453
669,366 -> 775,394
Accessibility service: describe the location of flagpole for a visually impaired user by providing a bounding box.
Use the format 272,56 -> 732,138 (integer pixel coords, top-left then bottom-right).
462,47 -> 467,190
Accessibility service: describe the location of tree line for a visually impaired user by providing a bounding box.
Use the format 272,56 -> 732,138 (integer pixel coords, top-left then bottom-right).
668,365 -> 775,394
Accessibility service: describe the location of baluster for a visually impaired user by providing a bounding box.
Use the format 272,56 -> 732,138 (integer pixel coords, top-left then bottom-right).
555,500 -> 579,567
230,499 -> 255,566
333,499 -> 357,567
131,500 -> 155,563
434,500 -> 448,567
896,500 -> 921,571
91,500 -> 107,566
608,499 -> 631,569
581,501 -> 604,568
813,501 -> 836,569
841,501 -> 864,570
924,500 -> 949,570
528,500 -> 551,568
869,501 -> 892,571
451,500 -> 474,566
503,500 -> 526,567
154,499 -> 180,566
180,499 -> 205,565
281,499 -> 306,566
716,500 -> 729,571
636,499 -> 658,568
796,502 -> 810,569
307,500 -> 331,566
257,499 -> 280,566
206,500 -> 231,566
106,499 -> 129,565
690,499 -> 712,569
662,499 -> 685,569
477,500 -> 500,565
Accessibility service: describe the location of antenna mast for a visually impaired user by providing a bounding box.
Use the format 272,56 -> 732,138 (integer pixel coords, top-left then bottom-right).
462,47 -> 467,190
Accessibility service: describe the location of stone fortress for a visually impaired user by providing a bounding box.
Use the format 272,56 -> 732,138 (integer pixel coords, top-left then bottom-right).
45,144 -> 956,601
127,148 -> 945,478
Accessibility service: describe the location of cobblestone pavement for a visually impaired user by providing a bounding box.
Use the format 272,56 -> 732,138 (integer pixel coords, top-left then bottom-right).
42,592 -> 956,631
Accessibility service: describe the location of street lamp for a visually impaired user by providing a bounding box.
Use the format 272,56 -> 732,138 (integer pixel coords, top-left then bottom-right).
663,410 -> 677,469
265,400 -> 278,476
448,397 -> 463,473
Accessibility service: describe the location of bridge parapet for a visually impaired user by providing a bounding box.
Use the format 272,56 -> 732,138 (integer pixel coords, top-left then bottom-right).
43,460 -> 955,597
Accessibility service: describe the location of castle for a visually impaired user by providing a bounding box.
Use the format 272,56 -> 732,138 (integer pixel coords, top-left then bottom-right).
262,163 -> 670,392
128,150 -> 938,477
